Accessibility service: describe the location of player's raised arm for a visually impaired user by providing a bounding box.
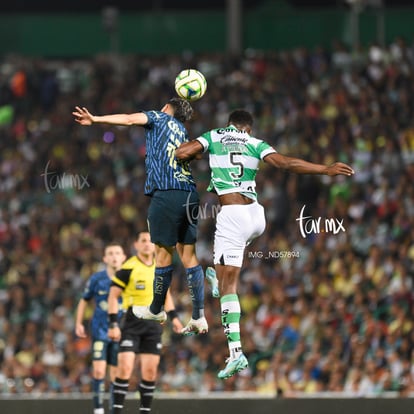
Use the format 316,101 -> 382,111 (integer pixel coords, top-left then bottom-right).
73,106 -> 148,126
263,152 -> 355,177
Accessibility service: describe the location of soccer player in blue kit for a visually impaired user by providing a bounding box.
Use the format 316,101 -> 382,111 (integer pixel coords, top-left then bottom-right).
75,243 -> 126,414
73,98 -> 207,336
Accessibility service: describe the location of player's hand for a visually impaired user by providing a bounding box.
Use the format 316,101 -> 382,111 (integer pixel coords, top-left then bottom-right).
325,162 -> 355,177
171,317 -> 184,334
73,106 -> 95,125
108,326 -> 121,341
75,323 -> 87,338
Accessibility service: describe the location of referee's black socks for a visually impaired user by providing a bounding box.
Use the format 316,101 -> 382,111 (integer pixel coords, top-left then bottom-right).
139,380 -> 156,413
111,378 -> 129,414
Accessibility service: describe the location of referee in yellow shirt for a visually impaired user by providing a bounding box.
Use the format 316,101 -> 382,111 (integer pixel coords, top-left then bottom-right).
107,231 -> 182,414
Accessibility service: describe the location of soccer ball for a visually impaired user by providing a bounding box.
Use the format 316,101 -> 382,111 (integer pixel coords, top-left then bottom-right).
175,69 -> 207,101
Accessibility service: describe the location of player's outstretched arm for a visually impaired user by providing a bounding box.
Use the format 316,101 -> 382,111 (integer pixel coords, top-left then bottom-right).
175,140 -> 204,161
263,153 -> 354,176
73,106 -> 148,126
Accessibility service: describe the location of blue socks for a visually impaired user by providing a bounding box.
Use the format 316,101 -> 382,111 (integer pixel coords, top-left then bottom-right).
186,264 -> 205,319
150,265 -> 173,314
92,378 -> 105,411
150,264 -> 204,319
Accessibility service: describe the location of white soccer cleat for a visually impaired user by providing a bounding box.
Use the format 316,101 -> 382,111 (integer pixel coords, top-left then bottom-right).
132,306 -> 167,323
181,317 -> 208,336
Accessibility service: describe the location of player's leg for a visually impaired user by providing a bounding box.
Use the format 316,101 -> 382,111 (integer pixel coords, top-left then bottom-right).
177,242 -> 208,335
138,354 -> 160,414
91,341 -> 108,414
178,244 -> 204,315
111,309 -> 140,414
111,351 -> 135,414
134,192 -> 176,321
217,203 -> 266,379
150,244 -> 174,315
213,205 -> 255,379
215,263 -> 248,380
136,321 -> 162,414
107,341 -> 119,414
177,190 -> 207,334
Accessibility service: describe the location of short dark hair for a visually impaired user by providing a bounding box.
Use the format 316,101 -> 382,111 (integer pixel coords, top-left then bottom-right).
136,230 -> 150,240
228,109 -> 254,127
168,97 -> 193,123
104,242 -> 125,253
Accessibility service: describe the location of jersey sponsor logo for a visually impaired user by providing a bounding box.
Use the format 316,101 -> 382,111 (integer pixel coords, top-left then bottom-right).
219,135 -> 248,146
217,127 -> 246,134
167,120 -> 185,138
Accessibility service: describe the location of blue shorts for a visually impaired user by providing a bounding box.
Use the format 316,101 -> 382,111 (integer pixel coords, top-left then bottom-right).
92,340 -> 119,366
147,190 -> 199,247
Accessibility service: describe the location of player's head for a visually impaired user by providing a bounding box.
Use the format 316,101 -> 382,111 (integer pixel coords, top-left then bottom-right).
103,243 -> 126,271
163,97 -> 193,123
227,109 -> 253,133
134,231 -> 155,258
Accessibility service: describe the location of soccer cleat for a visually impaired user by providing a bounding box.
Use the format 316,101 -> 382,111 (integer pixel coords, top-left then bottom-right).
132,306 -> 167,323
206,266 -> 220,298
217,354 -> 249,379
181,317 -> 208,336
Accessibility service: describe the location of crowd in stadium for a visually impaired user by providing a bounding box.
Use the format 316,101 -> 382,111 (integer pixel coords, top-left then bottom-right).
0,36 -> 414,396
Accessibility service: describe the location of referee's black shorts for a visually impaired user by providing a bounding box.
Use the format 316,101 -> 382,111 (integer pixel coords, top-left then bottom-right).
119,308 -> 163,355
147,189 -> 199,247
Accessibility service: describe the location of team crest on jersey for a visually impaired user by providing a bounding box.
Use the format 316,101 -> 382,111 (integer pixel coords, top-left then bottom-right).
174,171 -> 193,183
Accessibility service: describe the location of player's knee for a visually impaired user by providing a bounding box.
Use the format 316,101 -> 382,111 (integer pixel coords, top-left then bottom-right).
93,368 -> 106,379
117,366 -> 132,379
142,368 -> 157,382
218,267 -> 239,294
180,252 -> 198,268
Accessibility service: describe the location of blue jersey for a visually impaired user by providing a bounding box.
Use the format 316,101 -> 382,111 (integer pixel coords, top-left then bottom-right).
82,270 -> 122,341
143,110 -> 196,195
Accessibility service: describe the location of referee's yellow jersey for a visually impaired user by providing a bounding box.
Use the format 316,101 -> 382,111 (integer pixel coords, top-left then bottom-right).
112,255 -> 155,310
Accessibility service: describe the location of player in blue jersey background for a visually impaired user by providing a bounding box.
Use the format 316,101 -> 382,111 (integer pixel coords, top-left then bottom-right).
73,99 -> 207,337
75,243 -> 126,414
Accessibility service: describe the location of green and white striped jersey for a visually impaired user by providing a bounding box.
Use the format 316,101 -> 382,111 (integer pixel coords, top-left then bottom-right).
196,125 -> 276,201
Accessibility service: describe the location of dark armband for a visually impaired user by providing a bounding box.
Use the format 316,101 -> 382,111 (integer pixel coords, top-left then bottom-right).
167,310 -> 178,321
108,313 -> 118,325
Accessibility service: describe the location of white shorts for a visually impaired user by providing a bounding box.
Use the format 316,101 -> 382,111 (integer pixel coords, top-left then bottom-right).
214,202 -> 266,268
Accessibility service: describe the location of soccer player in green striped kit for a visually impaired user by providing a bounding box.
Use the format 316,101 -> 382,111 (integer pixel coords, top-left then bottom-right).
176,109 -> 354,379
